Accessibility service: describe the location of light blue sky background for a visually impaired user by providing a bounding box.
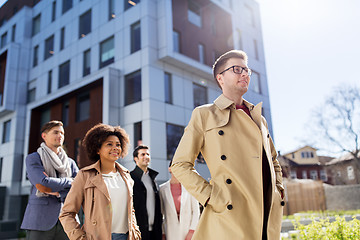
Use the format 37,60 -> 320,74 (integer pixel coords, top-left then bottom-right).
257,0 -> 360,155
1,0 -> 359,156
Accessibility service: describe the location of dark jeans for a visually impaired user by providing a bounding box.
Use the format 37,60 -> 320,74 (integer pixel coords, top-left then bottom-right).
26,220 -> 69,240
112,232 -> 128,240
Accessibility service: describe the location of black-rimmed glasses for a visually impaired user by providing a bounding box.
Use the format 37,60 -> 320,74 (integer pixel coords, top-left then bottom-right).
219,65 -> 252,76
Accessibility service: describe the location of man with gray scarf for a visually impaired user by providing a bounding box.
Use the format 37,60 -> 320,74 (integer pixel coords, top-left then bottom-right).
21,120 -> 79,240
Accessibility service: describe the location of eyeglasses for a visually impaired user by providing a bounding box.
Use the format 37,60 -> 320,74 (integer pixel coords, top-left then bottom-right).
219,65 -> 252,76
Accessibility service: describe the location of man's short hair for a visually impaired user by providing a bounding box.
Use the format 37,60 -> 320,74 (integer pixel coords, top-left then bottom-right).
133,145 -> 149,159
212,50 -> 248,89
40,120 -> 63,134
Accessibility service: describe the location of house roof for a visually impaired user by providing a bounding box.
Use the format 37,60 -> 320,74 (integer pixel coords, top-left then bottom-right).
326,151 -> 360,165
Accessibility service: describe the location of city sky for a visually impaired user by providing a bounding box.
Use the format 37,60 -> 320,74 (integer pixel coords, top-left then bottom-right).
1,0 -> 359,156
257,0 -> 360,156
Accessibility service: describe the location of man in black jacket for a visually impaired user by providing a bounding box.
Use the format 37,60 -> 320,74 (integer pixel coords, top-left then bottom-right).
130,145 -> 162,240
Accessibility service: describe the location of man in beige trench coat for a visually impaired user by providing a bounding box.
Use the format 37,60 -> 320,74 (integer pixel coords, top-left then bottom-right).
171,50 -> 285,240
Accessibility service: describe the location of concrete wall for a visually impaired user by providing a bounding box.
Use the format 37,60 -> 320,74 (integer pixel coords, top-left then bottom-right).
324,184 -> 360,211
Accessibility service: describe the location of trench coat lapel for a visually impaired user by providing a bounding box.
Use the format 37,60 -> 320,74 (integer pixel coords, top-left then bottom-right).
86,161 -> 110,201
89,174 -> 110,201
246,100 -> 262,130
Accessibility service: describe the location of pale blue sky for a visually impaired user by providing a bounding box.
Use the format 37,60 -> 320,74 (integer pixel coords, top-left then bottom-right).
257,0 -> 360,155
1,0 -> 358,155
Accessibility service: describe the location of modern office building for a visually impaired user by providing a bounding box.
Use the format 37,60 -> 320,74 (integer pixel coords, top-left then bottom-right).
0,0 -> 272,237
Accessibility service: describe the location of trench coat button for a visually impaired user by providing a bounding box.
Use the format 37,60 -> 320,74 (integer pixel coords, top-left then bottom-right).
92,220 -> 97,225
227,204 -> 233,210
267,134 -> 270,138
281,201 -> 285,206
218,130 -> 224,135
221,155 -> 226,160
226,179 -> 232,184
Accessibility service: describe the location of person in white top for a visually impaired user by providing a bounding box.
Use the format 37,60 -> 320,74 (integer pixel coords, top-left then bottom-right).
160,164 -> 200,240
60,124 -> 141,240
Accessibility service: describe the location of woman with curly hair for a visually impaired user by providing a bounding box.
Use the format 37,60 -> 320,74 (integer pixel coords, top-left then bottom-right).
60,123 -> 141,240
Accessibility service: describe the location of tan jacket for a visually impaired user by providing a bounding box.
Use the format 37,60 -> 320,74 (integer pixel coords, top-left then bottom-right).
171,94 -> 284,240
59,161 -> 141,240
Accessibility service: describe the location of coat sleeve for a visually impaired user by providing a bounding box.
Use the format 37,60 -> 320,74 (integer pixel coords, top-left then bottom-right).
26,153 -> 74,193
59,170 -> 87,240
189,195 -> 200,230
59,159 -> 80,202
170,108 -> 212,206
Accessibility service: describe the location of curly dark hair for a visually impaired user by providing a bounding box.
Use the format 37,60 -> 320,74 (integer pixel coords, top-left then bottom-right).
82,123 -> 130,162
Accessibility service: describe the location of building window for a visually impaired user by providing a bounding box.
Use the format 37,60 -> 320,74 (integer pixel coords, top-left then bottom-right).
33,45 -> 39,67
320,170 -> 327,181
302,170 -> 307,179
32,14 -> 41,36
59,60 -> 70,88
290,170 -> 297,179
125,70 -> 141,105
253,39 -> 259,60
210,13 -> 216,35
124,0 -> 140,11
237,29 -> 243,50
0,157 -> 2,182
99,36 -> 114,68
134,121 -> 142,147
27,82 -> 36,103
164,72 -> 172,104
187,0 -> 202,27
193,83 -> 207,108
44,35 -> 54,60
62,100 -> 69,126
11,24 -> 16,42
166,123 -> 184,160
347,166 -> 355,180
131,21 -> 141,53
245,5 -> 255,27
47,70 -> 52,94
310,170 -> 318,180
79,9 -> 91,38
2,120 -> 11,143
173,30 -> 180,53
250,71 -> 261,94
74,138 -> 81,165
52,1 -> 56,22
62,0 -> 73,14
198,43 -> 205,64
301,151 -> 314,158
83,49 -> 91,76
40,108 -> 51,128
76,93 -> 90,122
60,27 -> 65,50
1,32 -> 7,48
109,0 -> 115,20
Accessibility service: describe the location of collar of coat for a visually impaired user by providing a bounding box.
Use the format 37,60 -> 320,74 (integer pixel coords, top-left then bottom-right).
214,94 -> 255,110
131,165 -> 159,181
212,94 -> 263,130
81,160 -> 130,174
80,160 -> 131,201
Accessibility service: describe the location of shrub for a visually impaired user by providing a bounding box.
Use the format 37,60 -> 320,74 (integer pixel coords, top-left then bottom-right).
284,215 -> 360,240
